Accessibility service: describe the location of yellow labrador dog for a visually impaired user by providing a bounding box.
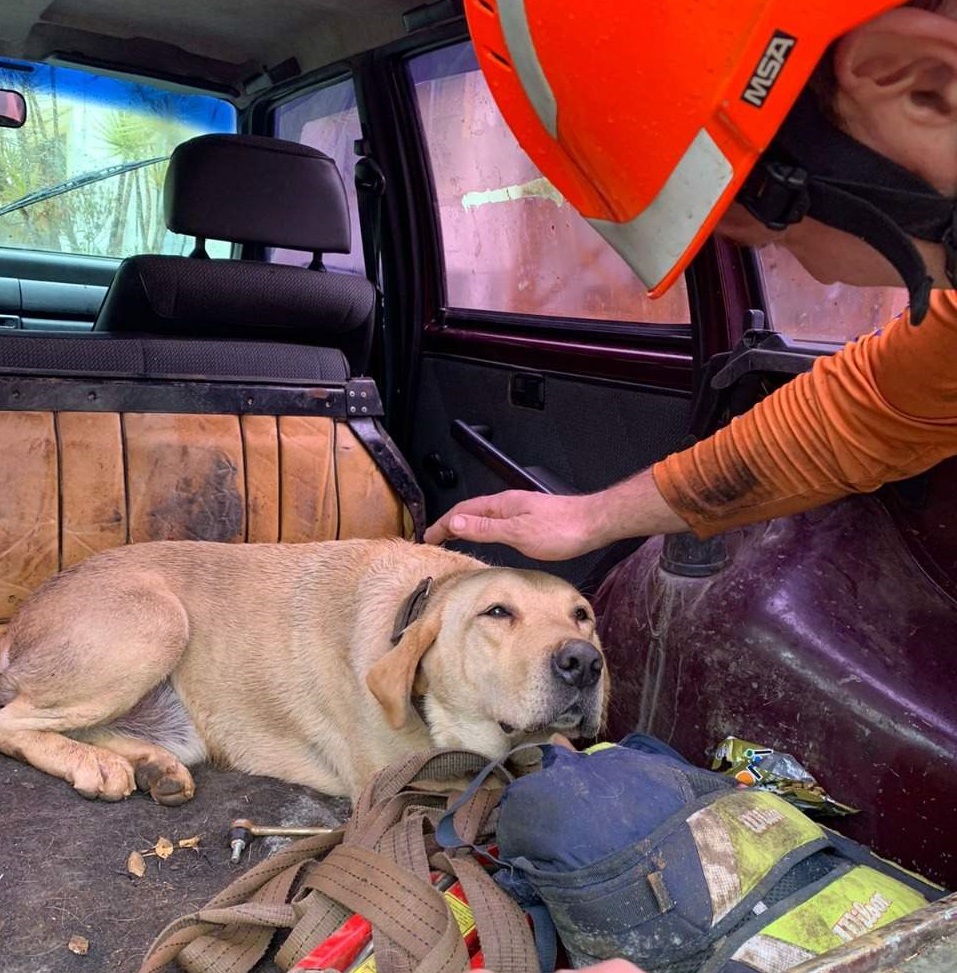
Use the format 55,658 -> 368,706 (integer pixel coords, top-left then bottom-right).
0,538 -> 606,805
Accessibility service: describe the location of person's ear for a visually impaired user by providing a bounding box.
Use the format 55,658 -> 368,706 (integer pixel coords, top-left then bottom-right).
834,7 -> 957,128
831,7 -> 957,193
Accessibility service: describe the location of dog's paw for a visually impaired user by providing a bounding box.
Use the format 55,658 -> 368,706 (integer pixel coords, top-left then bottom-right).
134,758 -> 196,806
71,751 -> 136,801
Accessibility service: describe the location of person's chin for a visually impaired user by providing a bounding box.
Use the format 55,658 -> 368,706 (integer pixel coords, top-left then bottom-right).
785,224 -> 908,289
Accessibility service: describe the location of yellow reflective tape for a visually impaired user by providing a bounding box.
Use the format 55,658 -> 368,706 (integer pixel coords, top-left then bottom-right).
584,741 -> 617,754
444,889 -> 476,937
689,791 -> 823,923
757,865 -> 929,954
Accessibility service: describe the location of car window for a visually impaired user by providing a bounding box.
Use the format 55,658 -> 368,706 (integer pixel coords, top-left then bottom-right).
0,61 -> 235,259
756,243 -> 908,342
407,41 -> 690,326
271,76 -> 364,277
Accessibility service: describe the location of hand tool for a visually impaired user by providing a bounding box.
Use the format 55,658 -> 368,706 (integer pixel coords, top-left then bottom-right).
228,817 -> 334,863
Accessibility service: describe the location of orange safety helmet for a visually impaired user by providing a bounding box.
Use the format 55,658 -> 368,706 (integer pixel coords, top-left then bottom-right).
464,1 -> 907,299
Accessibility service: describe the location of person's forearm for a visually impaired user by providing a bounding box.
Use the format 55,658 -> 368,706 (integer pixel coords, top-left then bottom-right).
654,304 -> 957,539
583,468 -> 692,546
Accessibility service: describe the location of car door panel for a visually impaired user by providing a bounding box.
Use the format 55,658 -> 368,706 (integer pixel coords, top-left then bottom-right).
409,353 -> 693,587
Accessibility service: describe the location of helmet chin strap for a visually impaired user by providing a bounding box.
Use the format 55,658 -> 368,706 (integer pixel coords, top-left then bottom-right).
738,90 -> 957,324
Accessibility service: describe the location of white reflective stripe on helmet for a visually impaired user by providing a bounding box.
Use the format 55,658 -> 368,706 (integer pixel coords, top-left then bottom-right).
497,0 -> 558,138
588,129 -> 734,290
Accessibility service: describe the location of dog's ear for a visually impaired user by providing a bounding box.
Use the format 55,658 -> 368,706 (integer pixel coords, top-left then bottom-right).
366,613 -> 441,730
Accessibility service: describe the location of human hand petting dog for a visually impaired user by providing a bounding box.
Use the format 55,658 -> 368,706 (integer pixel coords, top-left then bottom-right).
423,470 -> 691,560
424,491 -> 606,560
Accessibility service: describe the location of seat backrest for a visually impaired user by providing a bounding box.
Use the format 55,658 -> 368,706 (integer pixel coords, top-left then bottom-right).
0,330 -> 424,630
93,134 -> 376,375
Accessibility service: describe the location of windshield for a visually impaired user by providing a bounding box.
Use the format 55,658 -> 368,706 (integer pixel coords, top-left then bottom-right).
0,61 -> 235,259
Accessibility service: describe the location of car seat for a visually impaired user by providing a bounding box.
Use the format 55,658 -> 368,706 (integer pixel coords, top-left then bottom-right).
92,133 -> 376,375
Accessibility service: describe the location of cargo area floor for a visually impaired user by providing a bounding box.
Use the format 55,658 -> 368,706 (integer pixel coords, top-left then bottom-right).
0,758 -> 351,973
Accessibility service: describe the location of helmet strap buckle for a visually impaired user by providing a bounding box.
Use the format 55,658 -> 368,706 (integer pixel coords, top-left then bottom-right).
738,160 -> 811,232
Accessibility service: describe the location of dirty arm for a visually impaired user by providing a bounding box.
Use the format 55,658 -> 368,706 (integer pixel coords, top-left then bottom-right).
653,290 -> 957,538
426,292 -> 957,557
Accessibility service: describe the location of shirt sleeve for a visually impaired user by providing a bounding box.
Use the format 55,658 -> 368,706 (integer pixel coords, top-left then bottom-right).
652,289 -> 957,539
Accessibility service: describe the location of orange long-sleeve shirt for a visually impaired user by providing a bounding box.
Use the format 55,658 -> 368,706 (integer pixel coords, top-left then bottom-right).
653,289 -> 957,539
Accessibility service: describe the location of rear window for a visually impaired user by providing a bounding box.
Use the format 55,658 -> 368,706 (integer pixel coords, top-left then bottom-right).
407,42 -> 690,326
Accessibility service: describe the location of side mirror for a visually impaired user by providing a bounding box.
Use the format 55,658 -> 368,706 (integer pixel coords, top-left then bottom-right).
0,89 -> 27,129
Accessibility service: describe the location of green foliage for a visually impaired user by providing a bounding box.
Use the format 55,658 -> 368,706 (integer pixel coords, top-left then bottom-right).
0,66 -> 222,258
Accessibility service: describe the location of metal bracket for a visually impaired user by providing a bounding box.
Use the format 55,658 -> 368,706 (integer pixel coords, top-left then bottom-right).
710,329 -> 816,391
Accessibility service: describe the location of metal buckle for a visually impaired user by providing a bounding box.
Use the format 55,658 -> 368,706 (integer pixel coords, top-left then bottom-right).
740,161 -> 810,231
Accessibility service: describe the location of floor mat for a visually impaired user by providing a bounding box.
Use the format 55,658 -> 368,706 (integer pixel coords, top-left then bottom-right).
0,758 -> 351,973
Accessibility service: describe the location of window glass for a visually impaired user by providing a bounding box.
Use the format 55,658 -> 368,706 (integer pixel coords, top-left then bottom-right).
757,243 -> 908,342
272,77 -> 364,277
0,61 -> 235,258
408,42 -> 689,325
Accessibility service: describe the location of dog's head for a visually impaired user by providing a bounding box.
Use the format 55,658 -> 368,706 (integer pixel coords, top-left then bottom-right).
366,567 -> 608,759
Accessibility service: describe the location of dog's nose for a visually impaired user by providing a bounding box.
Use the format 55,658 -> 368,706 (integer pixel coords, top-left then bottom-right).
552,640 -> 603,689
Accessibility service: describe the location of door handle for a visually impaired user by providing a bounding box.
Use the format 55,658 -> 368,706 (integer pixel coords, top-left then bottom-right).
450,420 -> 579,495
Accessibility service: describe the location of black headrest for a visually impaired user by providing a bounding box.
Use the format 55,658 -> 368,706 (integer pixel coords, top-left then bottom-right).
164,134 -> 351,254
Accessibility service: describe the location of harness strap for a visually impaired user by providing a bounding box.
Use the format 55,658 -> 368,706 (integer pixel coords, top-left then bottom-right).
435,851 -> 546,973
138,830 -> 343,973
310,843 -> 471,973
137,748 -> 526,973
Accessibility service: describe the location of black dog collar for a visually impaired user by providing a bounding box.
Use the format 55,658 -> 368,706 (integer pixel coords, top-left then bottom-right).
390,576 -> 434,646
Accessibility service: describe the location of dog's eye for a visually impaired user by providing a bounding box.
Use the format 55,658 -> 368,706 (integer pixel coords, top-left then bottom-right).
483,604 -> 512,619
574,606 -> 591,623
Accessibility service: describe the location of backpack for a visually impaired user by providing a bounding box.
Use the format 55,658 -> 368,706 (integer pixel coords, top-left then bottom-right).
486,734 -> 946,973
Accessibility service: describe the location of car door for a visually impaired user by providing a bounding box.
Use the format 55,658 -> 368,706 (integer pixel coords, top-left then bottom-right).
369,33 -> 750,592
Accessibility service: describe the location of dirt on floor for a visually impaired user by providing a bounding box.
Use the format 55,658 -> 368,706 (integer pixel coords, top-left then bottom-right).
0,758 -> 351,973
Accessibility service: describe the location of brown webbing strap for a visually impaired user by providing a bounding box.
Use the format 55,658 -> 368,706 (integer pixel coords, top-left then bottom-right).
138,831 -> 343,973
441,853 -> 541,973
177,902 -> 297,973
273,758 -> 492,972
275,804 -> 442,971
273,881 -> 351,969
450,786 -> 501,845
349,792 -> 440,851
138,749 -> 520,973
349,749 -> 507,824
368,807 -> 449,973
309,844 -> 470,973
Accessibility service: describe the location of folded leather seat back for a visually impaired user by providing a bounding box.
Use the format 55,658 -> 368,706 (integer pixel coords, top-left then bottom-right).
0,133 -> 423,630
0,334 -> 422,630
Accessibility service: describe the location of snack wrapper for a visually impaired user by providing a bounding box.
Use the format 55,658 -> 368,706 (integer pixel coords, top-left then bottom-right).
710,736 -> 858,816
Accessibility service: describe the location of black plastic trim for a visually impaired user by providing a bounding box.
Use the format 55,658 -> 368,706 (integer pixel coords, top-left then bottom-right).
450,419 -> 580,495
